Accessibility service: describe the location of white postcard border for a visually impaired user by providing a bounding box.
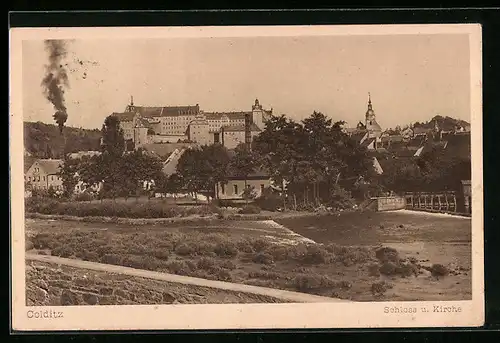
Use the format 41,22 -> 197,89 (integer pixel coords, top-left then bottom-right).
9,23 -> 484,331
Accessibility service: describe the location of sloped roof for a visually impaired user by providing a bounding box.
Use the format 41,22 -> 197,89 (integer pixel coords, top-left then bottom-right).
30,159 -> 63,175
24,157 -> 36,173
162,149 -> 186,176
205,112 -> 249,121
222,123 -> 261,132
112,112 -> 135,122
381,135 -> 404,143
350,130 -> 368,143
132,105 -> 200,118
141,143 -> 198,158
360,137 -> 376,148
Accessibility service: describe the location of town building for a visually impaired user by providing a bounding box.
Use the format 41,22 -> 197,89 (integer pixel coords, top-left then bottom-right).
25,159 -> 64,191
111,97 -> 272,150
215,169 -> 271,200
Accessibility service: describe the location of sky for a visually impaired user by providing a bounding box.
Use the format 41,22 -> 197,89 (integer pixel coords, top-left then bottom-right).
22,34 -> 471,130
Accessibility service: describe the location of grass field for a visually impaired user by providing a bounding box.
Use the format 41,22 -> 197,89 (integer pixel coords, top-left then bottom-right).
25,210 -> 472,302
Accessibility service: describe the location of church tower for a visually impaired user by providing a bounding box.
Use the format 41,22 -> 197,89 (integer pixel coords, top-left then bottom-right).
365,92 -> 382,139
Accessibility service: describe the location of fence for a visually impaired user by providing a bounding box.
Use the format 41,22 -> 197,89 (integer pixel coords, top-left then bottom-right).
404,191 -> 460,213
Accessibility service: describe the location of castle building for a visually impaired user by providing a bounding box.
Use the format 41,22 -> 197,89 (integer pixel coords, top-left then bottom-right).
112,97 -> 272,149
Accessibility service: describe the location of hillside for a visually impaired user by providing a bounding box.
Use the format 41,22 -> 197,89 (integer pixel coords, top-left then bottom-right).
24,121 -> 101,159
413,115 -> 470,132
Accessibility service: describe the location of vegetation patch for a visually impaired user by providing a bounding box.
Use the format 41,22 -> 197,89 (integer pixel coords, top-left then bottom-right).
25,197 -> 222,219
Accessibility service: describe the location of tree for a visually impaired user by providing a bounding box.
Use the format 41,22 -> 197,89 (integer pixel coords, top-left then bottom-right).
101,115 -> 125,157
158,173 -> 183,201
229,143 -> 259,190
57,155 -> 79,198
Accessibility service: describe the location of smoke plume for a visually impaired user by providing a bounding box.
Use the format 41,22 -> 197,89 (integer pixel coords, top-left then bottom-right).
42,40 -> 69,134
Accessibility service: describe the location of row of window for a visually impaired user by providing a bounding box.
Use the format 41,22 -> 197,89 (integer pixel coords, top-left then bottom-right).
25,175 -> 61,182
32,185 -> 63,191
221,184 -> 265,195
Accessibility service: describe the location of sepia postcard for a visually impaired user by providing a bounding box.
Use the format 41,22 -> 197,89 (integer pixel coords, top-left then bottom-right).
10,24 -> 484,331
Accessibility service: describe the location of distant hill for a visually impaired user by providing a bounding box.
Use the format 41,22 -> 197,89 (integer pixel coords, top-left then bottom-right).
413,115 -> 470,132
24,121 -> 101,159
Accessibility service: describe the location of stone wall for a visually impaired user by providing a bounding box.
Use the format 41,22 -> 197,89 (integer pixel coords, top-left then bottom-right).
26,261 -> 286,306
374,196 -> 406,211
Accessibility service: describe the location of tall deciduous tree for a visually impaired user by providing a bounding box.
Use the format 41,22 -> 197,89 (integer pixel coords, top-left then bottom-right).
57,155 -> 79,198
101,115 -> 125,157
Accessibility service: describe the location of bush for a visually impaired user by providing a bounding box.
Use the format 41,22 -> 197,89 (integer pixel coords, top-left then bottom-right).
289,244 -> 332,264
328,185 -> 356,210
25,198 -> 221,219
221,260 -> 237,270
74,192 -> 94,202
375,247 -> 400,263
430,264 -> 449,277
379,261 -> 398,276
251,239 -> 271,253
196,257 -> 216,270
174,243 -> 198,256
252,252 -> 274,265
213,241 -> 238,258
293,274 -> 336,291
166,260 -> 193,275
238,205 -> 261,215
371,281 -> 393,295
254,189 -> 283,211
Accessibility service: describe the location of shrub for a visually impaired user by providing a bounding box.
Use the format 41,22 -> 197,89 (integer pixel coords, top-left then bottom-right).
236,240 -> 254,253
166,260 -> 193,275
213,241 -> 238,258
25,240 -> 34,251
100,254 -> 123,265
430,264 -> 449,277
396,263 -> 419,278
252,252 -> 274,265
196,257 -> 216,270
51,245 -> 73,258
221,260 -> 237,270
375,247 -> 400,263
25,199 -> 221,219
216,269 -> 232,281
238,205 -> 261,215
254,189 -> 283,211
152,249 -> 171,261
379,261 -> 398,276
328,185 -> 356,210
174,243 -> 197,256
329,244 -> 373,265
293,274 -> 336,291
74,192 -> 94,202
371,281 -> 393,295
251,239 -> 271,253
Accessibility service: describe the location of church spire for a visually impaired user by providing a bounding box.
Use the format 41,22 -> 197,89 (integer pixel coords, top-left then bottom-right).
130,95 -> 134,106
367,92 -> 372,110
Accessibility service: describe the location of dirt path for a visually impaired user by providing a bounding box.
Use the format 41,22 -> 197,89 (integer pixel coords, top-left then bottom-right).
26,254 -> 348,303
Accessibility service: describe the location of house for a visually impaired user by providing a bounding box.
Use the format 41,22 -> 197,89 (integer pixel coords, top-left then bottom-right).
215,168 -> 271,200
24,159 -> 63,191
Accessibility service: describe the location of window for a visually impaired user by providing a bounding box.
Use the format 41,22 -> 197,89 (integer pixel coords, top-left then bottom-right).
221,184 -> 225,195
28,176 -> 31,181
43,176 -> 45,181
233,184 -> 238,195
260,184 -> 265,193
37,176 -> 40,182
